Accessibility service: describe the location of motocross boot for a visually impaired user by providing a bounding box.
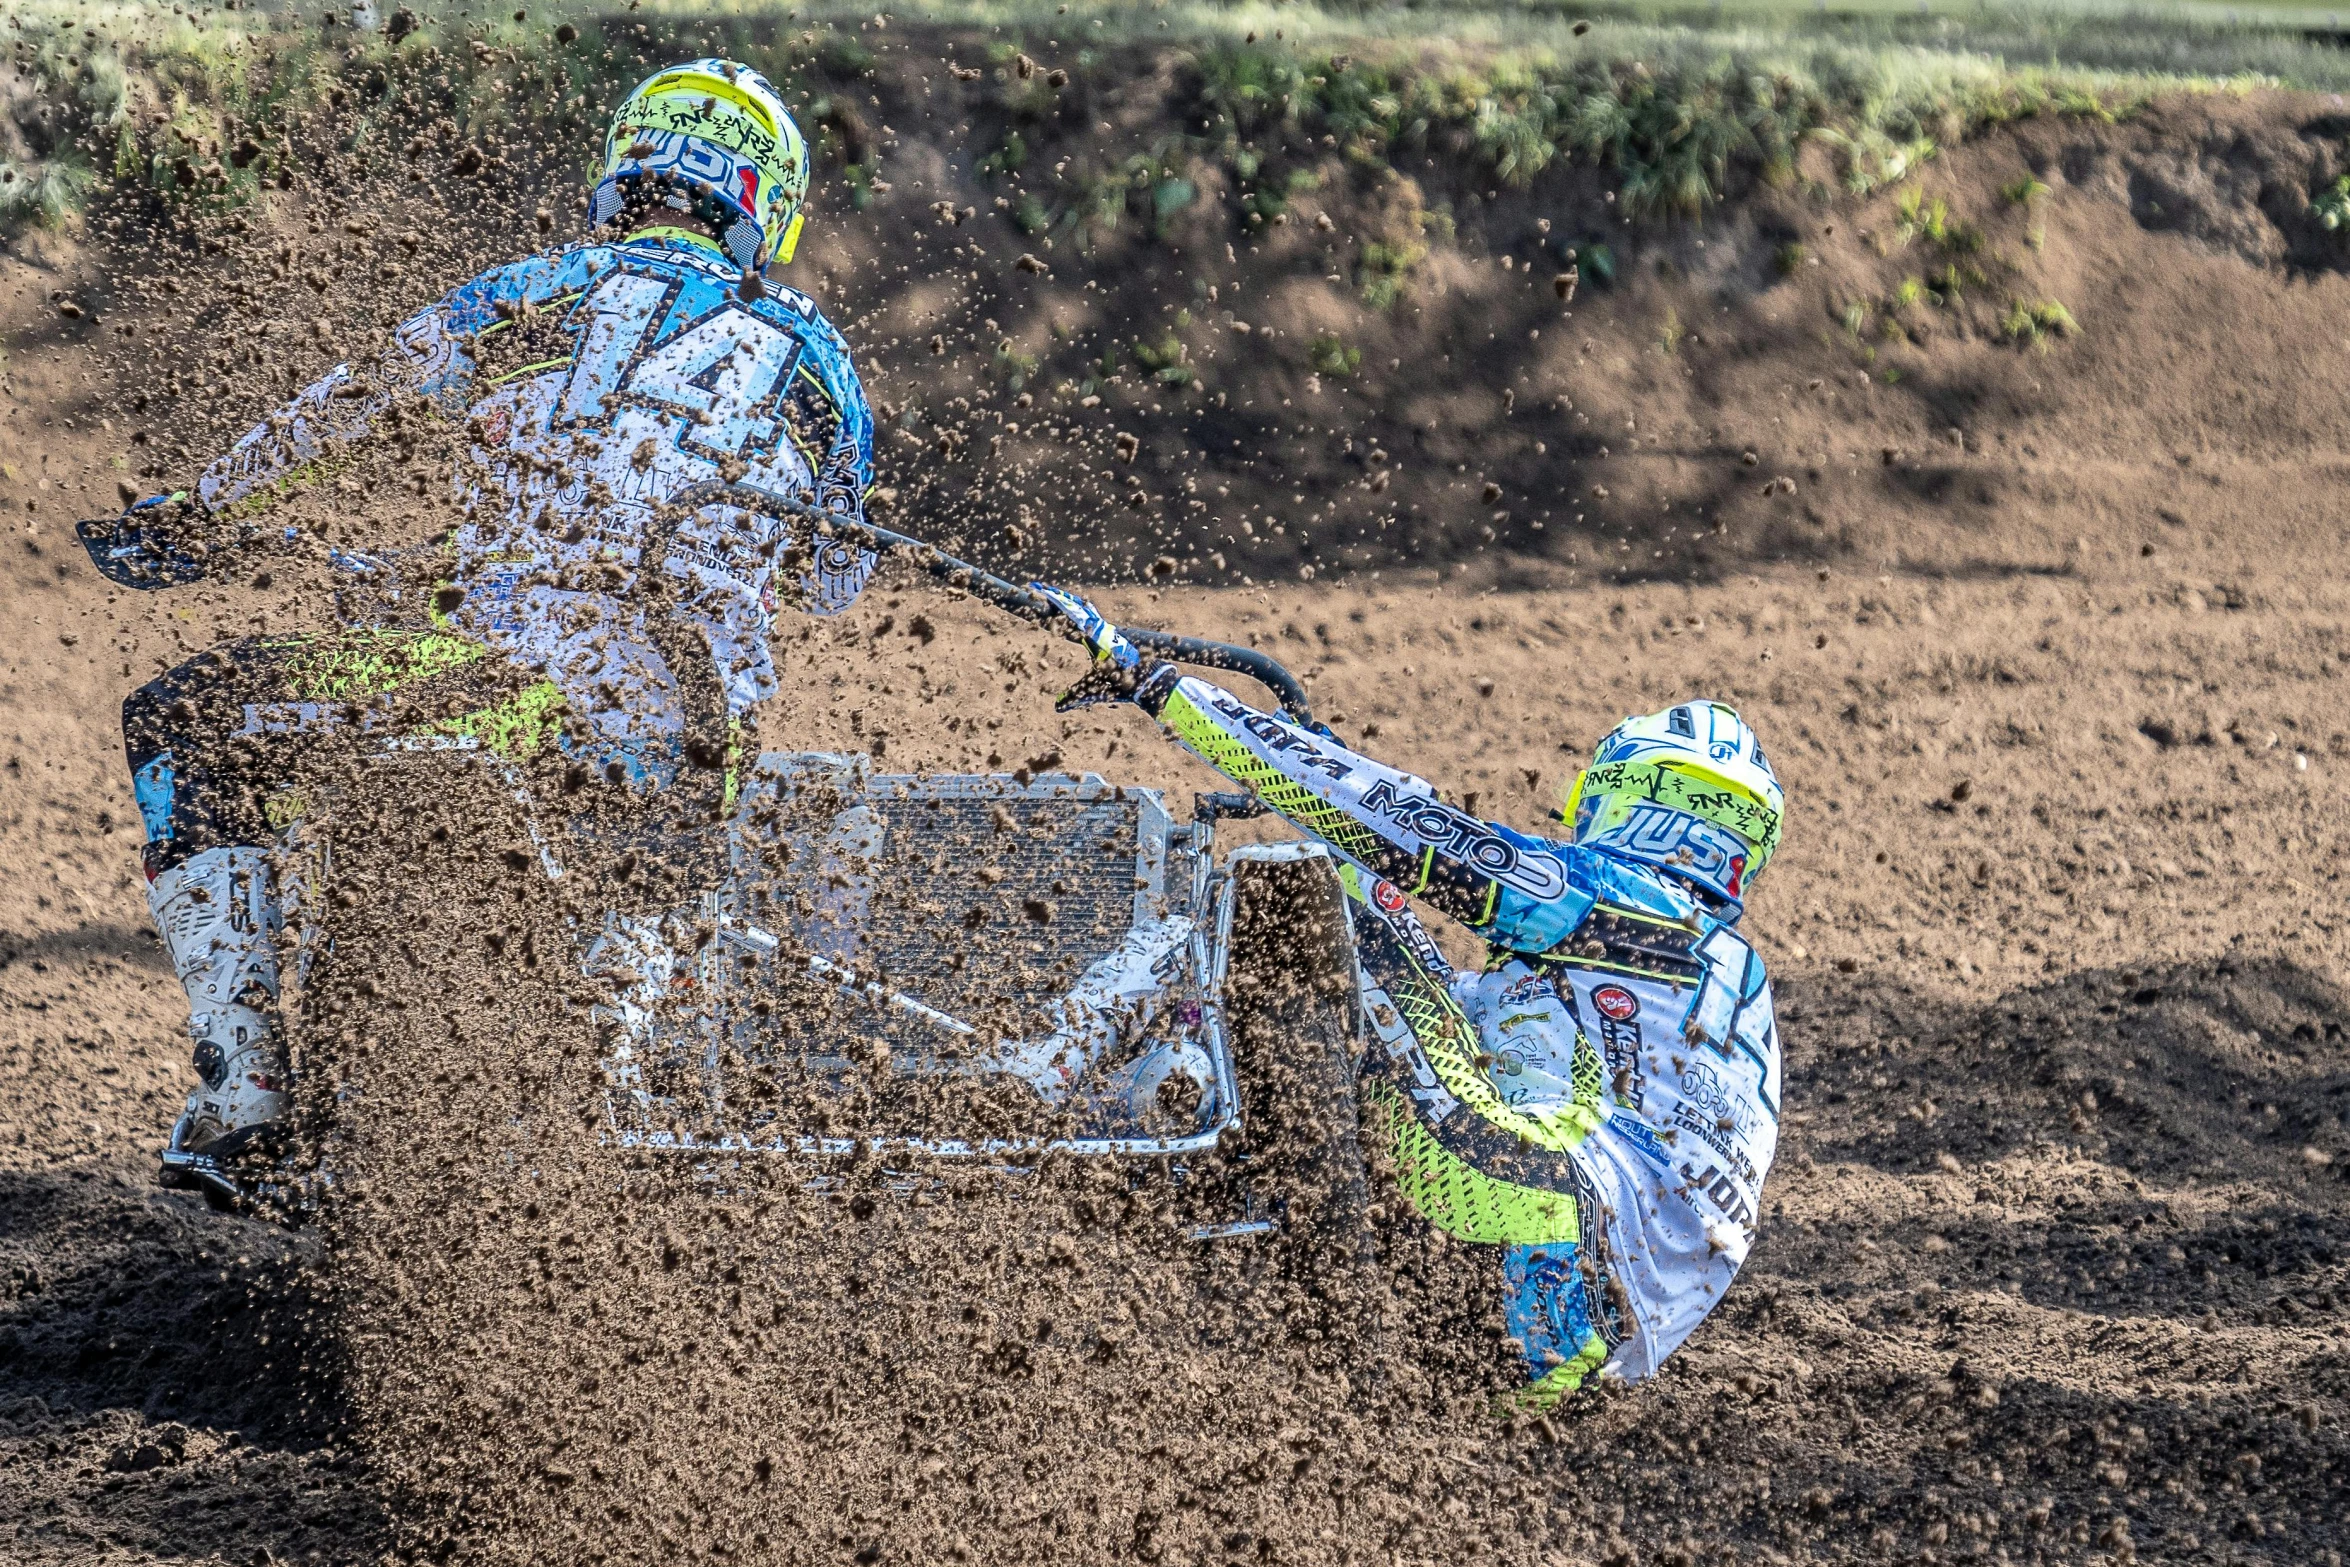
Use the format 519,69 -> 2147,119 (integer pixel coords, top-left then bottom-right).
148,846 -> 290,1188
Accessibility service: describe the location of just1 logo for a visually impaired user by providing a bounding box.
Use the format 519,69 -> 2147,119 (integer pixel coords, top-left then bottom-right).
1359,779 -> 1567,900
1585,802 -> 1748,897
558,269 -> 802,461
1370,879 -> 1407,913
1207,693 -> 1352,780
610,127 -> 764,216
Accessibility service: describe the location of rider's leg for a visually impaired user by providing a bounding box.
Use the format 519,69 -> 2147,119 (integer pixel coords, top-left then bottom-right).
123,646 -> 295,1169
124,629 -> 536,1176
1350,897 -> 1636,1411
147,847 -> 288,1162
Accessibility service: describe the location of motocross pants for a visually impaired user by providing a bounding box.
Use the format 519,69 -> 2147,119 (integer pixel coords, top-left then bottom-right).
123,627 -> 723,1169
124,630 -> 568,880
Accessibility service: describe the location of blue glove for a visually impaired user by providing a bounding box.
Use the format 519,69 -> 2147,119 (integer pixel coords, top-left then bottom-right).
77,494 -> 206,589
1030,581 -> 1150,711
1030,581 -> 1139,668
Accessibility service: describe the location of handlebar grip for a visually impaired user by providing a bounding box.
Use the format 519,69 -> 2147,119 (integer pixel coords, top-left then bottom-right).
1119,628 -> 1328,737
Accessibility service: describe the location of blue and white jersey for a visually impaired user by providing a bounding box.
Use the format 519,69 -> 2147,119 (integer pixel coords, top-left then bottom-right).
195,232 -> 877,742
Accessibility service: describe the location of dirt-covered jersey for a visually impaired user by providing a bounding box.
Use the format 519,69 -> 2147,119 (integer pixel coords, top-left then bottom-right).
1137,669 -> 1781,1396
194,232 -> 876,743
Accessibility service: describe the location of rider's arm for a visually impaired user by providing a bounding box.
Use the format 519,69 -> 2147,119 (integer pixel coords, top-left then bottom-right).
1134,670 -> 1595,953
196,290 -> 480,520
84,281 -> 488,591
803,311 -> 876,520
780,305 -> 877,615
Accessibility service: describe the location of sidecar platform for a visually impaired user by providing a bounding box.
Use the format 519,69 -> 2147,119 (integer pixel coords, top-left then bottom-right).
588,753 -> 1252,1163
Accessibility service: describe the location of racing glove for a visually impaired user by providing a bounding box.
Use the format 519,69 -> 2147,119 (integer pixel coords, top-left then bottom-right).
1030,581 -> 1175,712
77,494 -> 208,589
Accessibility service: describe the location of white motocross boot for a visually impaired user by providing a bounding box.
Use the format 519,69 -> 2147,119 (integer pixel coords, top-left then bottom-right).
149,846 -> 289,1180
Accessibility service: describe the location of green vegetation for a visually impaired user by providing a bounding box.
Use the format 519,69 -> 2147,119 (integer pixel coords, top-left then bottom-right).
1184,27 -> 2142,222
0,154 -> 95,230
1657,305 -> 1686,354
2001,297 -> 2081,347
1307,334 -> 1362,377
4,0 -> 2347,252
2315,174 -> 2350,233
990,337 -> 1041,391
1890,186 -> 1980,252
1129,328 -> 1195,386
1931,259 -> 1981,302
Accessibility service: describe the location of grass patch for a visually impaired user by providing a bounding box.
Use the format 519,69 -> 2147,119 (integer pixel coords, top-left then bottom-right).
2002,297 -> 2081,347
1130,327 -> 1196,386
0,155 -> 97,230
990,337 -> 1042,391
1307,334 -> 1363,377
1894,186 -> 1964,246
1187,28 -> 2152,220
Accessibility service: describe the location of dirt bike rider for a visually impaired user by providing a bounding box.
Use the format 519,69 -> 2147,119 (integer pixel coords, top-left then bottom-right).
79,61 -> 878,1197
1030,585 -> 1785,1410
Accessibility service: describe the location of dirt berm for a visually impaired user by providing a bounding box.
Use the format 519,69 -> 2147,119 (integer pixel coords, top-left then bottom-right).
1,42 -> 2347,1567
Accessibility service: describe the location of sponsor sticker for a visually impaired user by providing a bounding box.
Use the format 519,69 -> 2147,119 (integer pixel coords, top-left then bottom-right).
1208,693 -> 1352,780
1608,1112 -> 1672,1170
1359,778 -> 1567,900
1592,984 -> 1639,1022
1371,879 -> 1407,913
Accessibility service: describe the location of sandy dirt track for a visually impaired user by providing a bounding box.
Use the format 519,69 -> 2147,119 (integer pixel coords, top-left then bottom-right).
1,73 -> 2348,1566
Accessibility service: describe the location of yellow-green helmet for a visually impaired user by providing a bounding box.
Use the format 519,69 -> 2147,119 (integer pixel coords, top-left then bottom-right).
1559,701 -> 1784,908
589,59 -> 810,274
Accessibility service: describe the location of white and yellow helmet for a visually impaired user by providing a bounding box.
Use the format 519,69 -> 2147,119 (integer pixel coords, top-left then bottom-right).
589,59 -> 810,274
1560,701 -> 1784,908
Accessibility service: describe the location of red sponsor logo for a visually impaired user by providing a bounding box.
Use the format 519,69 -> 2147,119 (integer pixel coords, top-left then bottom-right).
1592,984 -> 1639,1022
1371,880 -> 1406,913
1726,854 -> 1746,898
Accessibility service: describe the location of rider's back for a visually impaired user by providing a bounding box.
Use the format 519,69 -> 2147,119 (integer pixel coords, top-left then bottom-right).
197,232 -> 876,737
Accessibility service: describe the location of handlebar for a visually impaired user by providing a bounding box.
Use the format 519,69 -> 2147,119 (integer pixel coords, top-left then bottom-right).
668,482 -> 1330,736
